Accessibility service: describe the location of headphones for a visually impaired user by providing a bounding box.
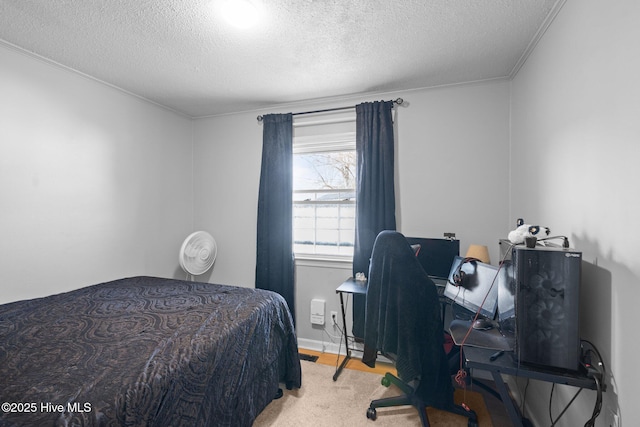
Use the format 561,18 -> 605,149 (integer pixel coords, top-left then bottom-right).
452,257 -> 480,286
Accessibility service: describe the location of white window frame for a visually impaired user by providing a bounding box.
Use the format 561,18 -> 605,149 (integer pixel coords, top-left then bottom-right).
293,130 -> 356,262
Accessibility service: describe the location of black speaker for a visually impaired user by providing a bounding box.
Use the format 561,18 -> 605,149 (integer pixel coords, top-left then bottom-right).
512,245 -> 581,371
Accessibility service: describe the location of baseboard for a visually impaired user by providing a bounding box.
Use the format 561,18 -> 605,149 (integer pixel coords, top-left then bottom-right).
297,337 -> 393,364
297,337 -> 351,355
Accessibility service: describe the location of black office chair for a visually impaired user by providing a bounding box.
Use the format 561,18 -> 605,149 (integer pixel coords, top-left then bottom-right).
362,231 -> 478,427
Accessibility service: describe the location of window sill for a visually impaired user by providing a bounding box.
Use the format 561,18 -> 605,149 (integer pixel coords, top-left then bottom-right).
294,254 -> 353,270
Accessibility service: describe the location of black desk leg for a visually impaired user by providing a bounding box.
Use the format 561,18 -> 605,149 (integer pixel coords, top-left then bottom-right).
490,371 -> 524,427
333,291 -> 351,381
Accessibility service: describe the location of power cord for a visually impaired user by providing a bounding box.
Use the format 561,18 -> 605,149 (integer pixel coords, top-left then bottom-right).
536,235 -> 570,248
546,339 -> 605,426
581,340 -> 605,427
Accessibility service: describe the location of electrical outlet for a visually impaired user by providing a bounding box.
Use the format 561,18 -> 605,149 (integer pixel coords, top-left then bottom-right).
330,311 -> 338,326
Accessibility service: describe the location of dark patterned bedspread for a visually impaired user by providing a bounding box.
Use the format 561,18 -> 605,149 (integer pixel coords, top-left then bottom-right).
0,276 -> 301,426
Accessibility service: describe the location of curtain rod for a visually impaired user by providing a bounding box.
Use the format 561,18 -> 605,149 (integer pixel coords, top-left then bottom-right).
256,97 -> 404,122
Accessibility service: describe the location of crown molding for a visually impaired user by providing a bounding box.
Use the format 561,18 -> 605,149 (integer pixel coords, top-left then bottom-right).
509,0 -> 568,79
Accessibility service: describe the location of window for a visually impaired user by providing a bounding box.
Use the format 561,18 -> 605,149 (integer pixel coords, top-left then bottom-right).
292,114 -> 356,257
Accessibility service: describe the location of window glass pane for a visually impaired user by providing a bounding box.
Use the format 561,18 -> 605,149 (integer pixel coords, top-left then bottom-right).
292,146 -> 356,257
317,217 -> 339,229
293,152 -> 356,191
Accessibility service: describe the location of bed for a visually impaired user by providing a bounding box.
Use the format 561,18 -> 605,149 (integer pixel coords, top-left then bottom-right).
0,276 -> 301,426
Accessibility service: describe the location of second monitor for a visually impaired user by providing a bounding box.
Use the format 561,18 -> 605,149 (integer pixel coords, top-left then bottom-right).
444,256 -> 499,319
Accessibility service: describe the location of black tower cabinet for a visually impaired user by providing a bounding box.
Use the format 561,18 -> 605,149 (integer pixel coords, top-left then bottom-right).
511,244 -> 582,371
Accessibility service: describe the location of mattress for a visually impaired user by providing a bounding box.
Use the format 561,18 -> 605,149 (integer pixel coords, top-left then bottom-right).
0,276 -> 301,426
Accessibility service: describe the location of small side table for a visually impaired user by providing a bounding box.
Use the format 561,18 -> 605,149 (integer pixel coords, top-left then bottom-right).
333,277 -> 367,381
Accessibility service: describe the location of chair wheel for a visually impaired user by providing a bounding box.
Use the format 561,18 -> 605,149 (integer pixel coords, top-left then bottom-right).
467,419 -> 478,427
381,376 -> 391,387
366,407 -> 377,420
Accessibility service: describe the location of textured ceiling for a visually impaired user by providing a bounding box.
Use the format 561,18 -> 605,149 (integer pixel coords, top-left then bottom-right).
0,0 -> 560,118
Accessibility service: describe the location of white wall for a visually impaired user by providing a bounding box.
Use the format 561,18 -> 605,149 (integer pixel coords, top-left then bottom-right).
510,0 -> 639,425
395,82 -> 510,257
192,113 -> 263,288
193,80 -> 511,347
0,44 -> 194,303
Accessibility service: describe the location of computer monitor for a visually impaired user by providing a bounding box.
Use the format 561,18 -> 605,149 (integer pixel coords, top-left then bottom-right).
444,256 -> 499,319
495,261 -> 517,337
405,237 -> 459,279
497,261 -> 516,322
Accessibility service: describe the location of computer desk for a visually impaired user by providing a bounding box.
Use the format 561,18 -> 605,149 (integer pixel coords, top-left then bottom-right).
333,277 -> 367,381
462,345 -> 601,427
334,276 -> 449,381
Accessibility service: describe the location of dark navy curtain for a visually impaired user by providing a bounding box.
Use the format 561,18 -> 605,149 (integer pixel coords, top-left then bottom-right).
256,113 -> 296,323
352,101 -> 396,338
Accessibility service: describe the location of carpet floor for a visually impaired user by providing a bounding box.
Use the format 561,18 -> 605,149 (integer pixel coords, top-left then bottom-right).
254,359 -> 492,427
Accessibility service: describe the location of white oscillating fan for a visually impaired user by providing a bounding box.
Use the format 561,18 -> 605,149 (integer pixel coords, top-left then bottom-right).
179,231 -> 217,281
